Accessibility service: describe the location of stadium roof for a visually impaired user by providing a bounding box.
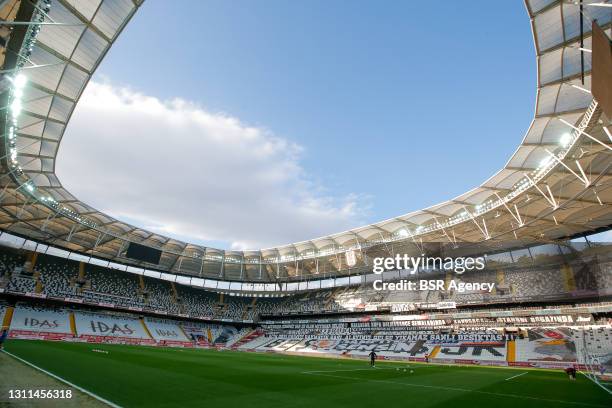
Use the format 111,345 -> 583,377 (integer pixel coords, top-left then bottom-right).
0,0 -> 610,282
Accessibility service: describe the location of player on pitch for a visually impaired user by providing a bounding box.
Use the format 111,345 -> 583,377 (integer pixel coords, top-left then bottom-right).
369,350 -> 377,367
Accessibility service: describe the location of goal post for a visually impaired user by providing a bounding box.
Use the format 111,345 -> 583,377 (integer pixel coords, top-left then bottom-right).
579,329 -> 612,395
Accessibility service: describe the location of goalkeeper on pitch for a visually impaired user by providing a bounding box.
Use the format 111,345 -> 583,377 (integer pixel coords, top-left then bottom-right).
369,350 -> 377,367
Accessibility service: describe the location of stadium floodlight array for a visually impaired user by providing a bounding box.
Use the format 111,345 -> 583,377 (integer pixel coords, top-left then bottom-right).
1,0 -> 99,231
4,0 -> 50,178
6,74 -> 26,172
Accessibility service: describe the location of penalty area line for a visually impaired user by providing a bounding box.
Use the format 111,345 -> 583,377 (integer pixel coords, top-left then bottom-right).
1,350 -> 122,408
505,372 -> 528,381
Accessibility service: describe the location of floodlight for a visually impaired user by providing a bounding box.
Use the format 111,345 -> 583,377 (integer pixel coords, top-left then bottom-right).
539,157 -> 551,168
13,74 -> 27,89
559,133 -> 571,147
10,100 -> 22,116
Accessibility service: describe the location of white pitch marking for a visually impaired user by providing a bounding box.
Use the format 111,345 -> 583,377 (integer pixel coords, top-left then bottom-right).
302,367 -> 396,374
2,350 -> 122,408
505,371 -> 528,381
302,371 -> 608,407
578,371 -> 612,395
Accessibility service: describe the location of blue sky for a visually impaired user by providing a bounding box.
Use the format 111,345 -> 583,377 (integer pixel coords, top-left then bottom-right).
58,1 -> 536,249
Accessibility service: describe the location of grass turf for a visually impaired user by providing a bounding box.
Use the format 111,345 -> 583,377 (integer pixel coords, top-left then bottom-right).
3,340 -> 611,408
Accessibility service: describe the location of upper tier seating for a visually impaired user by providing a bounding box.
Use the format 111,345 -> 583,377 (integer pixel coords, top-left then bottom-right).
1,246 -> 610,321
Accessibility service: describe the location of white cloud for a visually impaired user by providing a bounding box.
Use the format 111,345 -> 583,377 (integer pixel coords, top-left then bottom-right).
56,80 -> 367,250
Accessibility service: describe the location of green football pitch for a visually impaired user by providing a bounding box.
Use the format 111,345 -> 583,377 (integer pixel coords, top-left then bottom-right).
3,340 -> 611,408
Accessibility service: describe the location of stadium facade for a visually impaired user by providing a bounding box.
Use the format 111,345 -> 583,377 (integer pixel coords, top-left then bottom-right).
0,0 -> 611,396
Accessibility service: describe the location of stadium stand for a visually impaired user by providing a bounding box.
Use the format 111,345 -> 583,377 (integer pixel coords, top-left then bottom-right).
2,245 -> 611,323
143,276 -> 179,314
7,276 -> 36,294
74,311 -> 155,345
574,326 -> 612,371
222,296 -> 254,321
223,327 -> 253,348
85,265 -> 143,308
236,332 -> 269,350
8,303 -> 73,340
182,321 -> 224,346
246,316 -> 612,368
0,251 -> 25,280
0,244 -> 610,374
36,255 -> 78,298
176,285 -> 216,317
505,268 -> 566,298
0,290 -> 609,373
144,317 -> 191,346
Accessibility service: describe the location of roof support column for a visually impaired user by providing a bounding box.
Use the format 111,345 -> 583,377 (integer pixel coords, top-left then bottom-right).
17,197 -> 28,219
463,207 -> 490,240
525,175 -> 557,208
558,117 -> 611,153
258,255 -> 262,280
199,248 -> 206,277
544,149 -> 590,186
66,224 -> 76,242
239,254 -> 244,280
218,251 -> 225,278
